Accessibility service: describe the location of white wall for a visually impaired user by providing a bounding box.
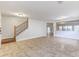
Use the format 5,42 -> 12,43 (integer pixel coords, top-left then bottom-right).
53,22 -> 56,36
2,15 -> 47,41
2,15 -> 27,39
0,11 -> 1,47
16,19 -> 47,41
0,12 -> 1,26
55,31 -> 79,40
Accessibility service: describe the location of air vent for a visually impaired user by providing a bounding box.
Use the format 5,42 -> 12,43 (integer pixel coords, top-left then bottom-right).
57,1 -> 63,4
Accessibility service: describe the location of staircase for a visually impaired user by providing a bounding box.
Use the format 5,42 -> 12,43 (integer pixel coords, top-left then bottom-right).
14,18 -> 28,41
2,18 -> 28,44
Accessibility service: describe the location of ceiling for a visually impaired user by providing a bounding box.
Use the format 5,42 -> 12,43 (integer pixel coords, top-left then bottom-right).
0,1 -> 79,21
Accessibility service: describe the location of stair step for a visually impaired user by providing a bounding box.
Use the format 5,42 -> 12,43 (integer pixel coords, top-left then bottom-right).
1,38 -> 16,44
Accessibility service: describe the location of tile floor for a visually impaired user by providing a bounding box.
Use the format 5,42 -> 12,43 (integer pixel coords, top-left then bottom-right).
0,36 -> 79,57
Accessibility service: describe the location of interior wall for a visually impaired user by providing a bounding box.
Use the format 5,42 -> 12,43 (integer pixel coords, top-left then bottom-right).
53,22 -> 56,36
16,19 -> 47,41
55,31 -> 79,39
2,15 -> 27,39
0,12 -> 1,26
0,12 -> 1,47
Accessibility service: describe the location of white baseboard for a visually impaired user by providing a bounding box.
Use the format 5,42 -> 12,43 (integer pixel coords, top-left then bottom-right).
16,35 -> 46,41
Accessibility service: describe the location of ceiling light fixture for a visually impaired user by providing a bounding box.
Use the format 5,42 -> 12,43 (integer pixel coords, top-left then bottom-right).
13,13 -> 27,17
57,16 -> 69,20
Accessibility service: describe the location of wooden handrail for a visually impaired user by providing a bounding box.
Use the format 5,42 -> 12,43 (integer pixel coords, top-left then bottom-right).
14,18 -> 28,41
16,20 -> 27,28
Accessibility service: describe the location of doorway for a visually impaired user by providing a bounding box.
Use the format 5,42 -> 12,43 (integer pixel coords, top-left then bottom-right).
46,23 -> 53,37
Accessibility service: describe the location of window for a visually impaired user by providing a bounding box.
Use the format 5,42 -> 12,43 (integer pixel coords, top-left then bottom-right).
57,21 -> 79,31
74,25 -> 79,31
63,26 -> 68,31
67,26 -> 72,31
58,25 -> 73,31
59,26 -> 62,31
